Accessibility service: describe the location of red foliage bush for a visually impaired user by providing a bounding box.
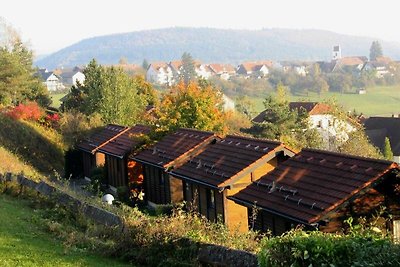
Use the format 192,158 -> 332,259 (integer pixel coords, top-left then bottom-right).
6,102 -> 44,121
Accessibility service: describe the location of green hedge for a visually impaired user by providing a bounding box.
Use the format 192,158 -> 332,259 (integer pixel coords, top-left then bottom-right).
258,230 -> 400,267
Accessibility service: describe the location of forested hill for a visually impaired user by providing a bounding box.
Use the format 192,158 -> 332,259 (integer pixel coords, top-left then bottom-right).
36,27 -> 400,69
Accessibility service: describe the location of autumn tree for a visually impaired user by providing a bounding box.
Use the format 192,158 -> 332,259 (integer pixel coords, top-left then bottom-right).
155,81 -> 226,134
370,41 -> 383,61
338,130 -> 382,159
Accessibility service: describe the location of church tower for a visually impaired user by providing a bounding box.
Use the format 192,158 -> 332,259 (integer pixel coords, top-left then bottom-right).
332,45 -> 341,60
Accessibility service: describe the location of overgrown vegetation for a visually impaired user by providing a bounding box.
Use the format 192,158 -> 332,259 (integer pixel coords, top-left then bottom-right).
258,229 -> 400,267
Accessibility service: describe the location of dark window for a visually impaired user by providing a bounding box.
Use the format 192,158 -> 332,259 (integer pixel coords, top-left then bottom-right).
160,172 -> 166,185
207,189 -> 215,209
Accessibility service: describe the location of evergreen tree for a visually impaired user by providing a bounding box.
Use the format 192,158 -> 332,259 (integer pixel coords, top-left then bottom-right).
0,36 -> 50,106
383,137 -> 394,160
369,41 -> 383,61
179,52 -> 196,85
142,59 -> 149,70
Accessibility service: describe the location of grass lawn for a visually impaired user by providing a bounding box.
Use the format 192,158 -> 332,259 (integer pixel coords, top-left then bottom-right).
0,193 -> 130,267
249,85 -> 400,116
49,93 -> 67,109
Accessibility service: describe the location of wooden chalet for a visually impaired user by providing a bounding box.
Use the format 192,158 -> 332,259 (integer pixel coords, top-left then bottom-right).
132,129 -> 216,205
229,149 -> 400,237
169,135 -> 295,232
97,124 -> 150,188
77,124 -> 125,178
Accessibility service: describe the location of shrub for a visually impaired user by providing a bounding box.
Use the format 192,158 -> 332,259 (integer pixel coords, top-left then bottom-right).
6,101 -> 44,121
258,229 -> 400,267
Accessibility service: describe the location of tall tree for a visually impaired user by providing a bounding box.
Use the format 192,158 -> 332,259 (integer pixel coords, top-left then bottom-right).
155,81 -> 226,134
0,18 -> 50,106
179,52 -> 197,85
142,59 -> 149,70
383,137 -> 394,160
369,41 -> 383,61
63,59 -> 155,125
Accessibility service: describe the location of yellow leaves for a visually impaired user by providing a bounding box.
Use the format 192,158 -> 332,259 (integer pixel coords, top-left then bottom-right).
155,81 -> 227,134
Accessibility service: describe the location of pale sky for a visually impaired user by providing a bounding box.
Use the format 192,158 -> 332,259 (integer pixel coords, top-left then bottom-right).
2,0 -> 400,55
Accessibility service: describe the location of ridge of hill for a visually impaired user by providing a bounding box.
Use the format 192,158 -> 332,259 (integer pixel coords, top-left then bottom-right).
36,27 -> 400,69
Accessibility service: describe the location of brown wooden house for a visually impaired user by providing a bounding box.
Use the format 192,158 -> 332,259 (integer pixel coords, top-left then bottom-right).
77,124 -> 126,178
97,124 -> 150,188
169,135 -> 295,232
229,148 -> 400,237
132,129 -> 216,205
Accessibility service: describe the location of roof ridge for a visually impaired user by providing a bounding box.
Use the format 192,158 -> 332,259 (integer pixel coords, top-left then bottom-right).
91,126 -> 131,153
301,148 -> 396,165
225,135 -> 282,145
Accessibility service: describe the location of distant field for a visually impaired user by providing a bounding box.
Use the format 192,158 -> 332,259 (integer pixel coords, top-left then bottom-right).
0,193 -> 130,267
249,85 -> 400,117
49,93 -> 67,109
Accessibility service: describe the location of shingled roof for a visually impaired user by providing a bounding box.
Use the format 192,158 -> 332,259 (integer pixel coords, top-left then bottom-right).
364,117 -> 400,155
132,128 -> 215,169
97,124 -> 150,158
77,124 -> 127,153
252,102 -> 331,123
229,149 -> 398,225
170,135 -> 294,189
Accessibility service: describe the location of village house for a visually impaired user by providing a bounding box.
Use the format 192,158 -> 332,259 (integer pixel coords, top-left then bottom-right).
280,61 -> 309,76
36,69 -> 64,92
252,102 -> 356,149
332,56 -> 368,72
229,149 -> 400,237
195,63 -> 213,79
208,63 -> 236,80
364,116 -> 400,164
59,69 -> 85,87
146,62 -> 174,86
236,61 -> 274,78
169,135 -> 295,232
132,129 -> 216,205
362,61 -> 390,78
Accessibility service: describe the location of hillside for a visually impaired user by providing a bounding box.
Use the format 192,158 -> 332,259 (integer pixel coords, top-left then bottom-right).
0,114 -> 66,176
36,27 -> 400,69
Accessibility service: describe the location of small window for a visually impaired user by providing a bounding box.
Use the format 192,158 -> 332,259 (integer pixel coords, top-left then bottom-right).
207,189 -> 215,209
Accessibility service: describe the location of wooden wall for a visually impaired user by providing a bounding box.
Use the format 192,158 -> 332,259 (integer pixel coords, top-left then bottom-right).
182,181 -> 224,222
320,174 -> 400,234
225,158 -> 278,232
180,157 -> 280,232
143,165 -> 183,205
105,155 -> 127,188
249,209 -> 296,235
